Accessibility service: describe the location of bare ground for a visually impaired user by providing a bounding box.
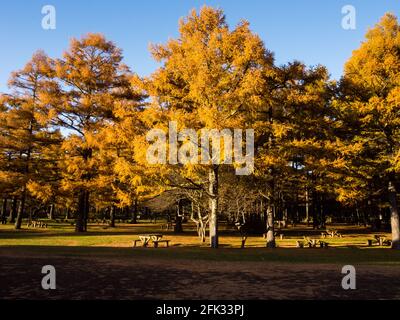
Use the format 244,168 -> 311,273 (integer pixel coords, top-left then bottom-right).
1,249 -> 399,300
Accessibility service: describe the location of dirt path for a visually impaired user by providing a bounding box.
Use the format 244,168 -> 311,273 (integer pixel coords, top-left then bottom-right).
1,251 -> 399,300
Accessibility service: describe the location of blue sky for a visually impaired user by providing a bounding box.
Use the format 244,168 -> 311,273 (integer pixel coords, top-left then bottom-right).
1,0 -> 400,93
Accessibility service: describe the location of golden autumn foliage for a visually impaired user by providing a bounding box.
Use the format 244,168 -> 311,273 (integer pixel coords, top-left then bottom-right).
331,13 -> 400,248
0,7 -> 399,249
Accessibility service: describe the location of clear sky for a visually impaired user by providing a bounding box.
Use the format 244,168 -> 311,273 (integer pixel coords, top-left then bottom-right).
1,0 -> 400,93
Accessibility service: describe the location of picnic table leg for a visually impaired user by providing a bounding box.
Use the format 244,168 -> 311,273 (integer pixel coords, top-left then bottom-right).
142,239 -> 149,247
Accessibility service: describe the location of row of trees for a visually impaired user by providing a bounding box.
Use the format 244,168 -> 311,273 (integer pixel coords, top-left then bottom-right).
0,7 -> 399,249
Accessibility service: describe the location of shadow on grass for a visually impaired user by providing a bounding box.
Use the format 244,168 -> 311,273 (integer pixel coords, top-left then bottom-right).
1,245 -> 400,264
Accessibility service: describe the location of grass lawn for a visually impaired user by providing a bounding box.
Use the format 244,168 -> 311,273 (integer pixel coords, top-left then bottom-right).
0,221 -> 399,264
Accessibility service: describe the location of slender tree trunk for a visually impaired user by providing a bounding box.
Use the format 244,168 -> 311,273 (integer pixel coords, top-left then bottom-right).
76,148 -> 91,233
388,180 -> 400,249
312,191 -> 319,229
174,200 -> 184,233
84,191 -> 89,231
15,120 -> 32,230
15,188 -> 26,230
1,198 -> 7,224
209,165 -> 219,249
363,202 -> 369,227
76,190 -> 86,232
132,199 -> 138,224
305,188 -> 309,225
266,204 -> 276,248
9,197 -> 17,223
319,194 -> 325,229
109,206 -> 116,227
260,199 -> 266,226
48,204 -> 55,220
29,207 -> 33,223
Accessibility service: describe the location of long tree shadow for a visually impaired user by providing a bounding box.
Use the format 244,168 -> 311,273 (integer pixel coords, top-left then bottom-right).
1,246 -> 400,300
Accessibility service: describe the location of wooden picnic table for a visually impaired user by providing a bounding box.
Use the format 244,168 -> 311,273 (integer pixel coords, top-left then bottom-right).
374,235 -> 386,246
138,234 -> 163,247
323,229 -> 342,238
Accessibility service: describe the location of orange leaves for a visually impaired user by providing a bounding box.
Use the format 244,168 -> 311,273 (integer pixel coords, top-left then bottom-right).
26,181 -> 53,203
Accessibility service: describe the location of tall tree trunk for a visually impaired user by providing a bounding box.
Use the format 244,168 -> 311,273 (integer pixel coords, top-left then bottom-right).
109,206 -> 116,227
174,199 -> 184,233
312,191 -> 319,229
9,197 -> 17,223
65,208 -> 70,220
15,188 -> 26,230
48,204 -> 55,220
197,205 -> 206,243
1,198 -> 7,224
388,180 -> 400,249
132,199 -> 138,224
76,148 -> 91,233
75,190 -> 86,232
84,190 -> 89,231
15,120 -> 32,230
209,165 -> 219,249
266,203 -> 276,248
305,188 -> 310,225
319,194 -> 325,229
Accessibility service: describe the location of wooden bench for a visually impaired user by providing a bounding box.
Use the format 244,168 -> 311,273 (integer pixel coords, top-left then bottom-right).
324,230 -> 342,238
307,238 -> 319,248
368,236 -> 392,247
297,238 -> 329,249
27,221 -> 48,229
161,222 -> 173,231
133,234 -> 168,248
153,240 -> 170,248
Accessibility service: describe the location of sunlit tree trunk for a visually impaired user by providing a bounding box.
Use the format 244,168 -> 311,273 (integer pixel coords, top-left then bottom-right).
65,208 -> 70,220
48,204 -> 55,220
388,180 -> 400,250
174,199 -> 184,233
266,204 -> 276,248
209,165 -> 219,249
109,206 -> 116,228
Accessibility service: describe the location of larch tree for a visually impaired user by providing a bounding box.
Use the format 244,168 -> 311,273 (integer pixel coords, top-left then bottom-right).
92,92 -> 151,227
0,51 -> 58,229
334,13 -> 400,249
138,6 -> 273,248
38,34 -> 136,232
253,61 -> 333,246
